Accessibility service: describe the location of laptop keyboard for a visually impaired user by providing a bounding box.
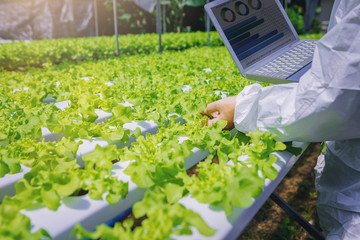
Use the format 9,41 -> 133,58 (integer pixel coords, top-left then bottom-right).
252,40 -> 317,79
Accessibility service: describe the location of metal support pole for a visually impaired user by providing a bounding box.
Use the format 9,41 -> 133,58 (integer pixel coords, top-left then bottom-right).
162,4 -> 166,33
270,193 -> 325,240
94,0 -> 99,36
156,0 -> 162,52
113,0 -> 119,56
206,0 -> 210,46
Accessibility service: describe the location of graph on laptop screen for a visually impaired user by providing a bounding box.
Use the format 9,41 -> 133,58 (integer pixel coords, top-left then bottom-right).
211,0 -> 296,69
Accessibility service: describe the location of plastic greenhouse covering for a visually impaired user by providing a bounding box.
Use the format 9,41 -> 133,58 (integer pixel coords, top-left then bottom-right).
0,0 -> 95,40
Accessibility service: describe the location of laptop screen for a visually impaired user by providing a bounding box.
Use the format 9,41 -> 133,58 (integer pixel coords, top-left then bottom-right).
210,0 -> 297,69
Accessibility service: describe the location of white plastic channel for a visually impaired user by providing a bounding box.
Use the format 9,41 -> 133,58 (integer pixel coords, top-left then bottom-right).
22,144 -> 210,240
40,100 -> 133,141
0,121 -> 158,202
0,98 -> 68,200
174,142 -> 309,240
39,100 -> 71,141
0,99 -> 153,201
0,166 -> 30,201
75,120 -> 158,167
40,100 -> 114,142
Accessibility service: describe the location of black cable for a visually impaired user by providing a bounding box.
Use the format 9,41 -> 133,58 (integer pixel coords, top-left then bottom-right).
270,193 -> 325,240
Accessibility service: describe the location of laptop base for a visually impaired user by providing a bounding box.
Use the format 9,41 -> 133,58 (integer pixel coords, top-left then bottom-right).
246,63 -> 312,84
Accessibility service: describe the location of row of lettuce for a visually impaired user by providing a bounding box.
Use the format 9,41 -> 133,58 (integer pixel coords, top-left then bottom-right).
0,32 -> 223,71
0,29 -> 316,238
0,45 -> 284,239
0,32 -> 324,71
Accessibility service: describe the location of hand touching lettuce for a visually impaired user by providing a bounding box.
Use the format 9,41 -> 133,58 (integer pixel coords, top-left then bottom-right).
204,96 -> 236,130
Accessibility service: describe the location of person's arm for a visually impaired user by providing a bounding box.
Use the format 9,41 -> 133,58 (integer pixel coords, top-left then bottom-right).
206,3 -> 360,142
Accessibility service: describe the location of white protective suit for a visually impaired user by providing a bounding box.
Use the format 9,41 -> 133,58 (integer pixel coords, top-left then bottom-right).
233,0 -> 360,238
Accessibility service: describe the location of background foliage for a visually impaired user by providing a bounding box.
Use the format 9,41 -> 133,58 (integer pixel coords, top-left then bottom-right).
100,0 -> 321,35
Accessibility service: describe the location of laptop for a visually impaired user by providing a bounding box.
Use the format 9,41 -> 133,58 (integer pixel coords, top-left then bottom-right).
205,0 -> 318,84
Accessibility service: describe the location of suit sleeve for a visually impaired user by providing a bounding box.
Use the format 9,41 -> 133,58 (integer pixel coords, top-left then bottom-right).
234,4 -> 360,142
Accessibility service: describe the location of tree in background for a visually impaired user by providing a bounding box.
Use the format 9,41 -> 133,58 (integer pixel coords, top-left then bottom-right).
104,0 -> 207,34
104,0 -> 156,34
166,0 -> 206,32
282,0 -> 321,34
103,0 -> 321,35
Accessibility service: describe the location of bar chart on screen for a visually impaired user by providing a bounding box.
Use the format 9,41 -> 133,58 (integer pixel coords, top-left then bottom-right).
211,0 -> 296,68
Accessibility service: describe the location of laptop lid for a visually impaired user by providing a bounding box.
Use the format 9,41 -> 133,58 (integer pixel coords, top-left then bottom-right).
205,0 -> 300,76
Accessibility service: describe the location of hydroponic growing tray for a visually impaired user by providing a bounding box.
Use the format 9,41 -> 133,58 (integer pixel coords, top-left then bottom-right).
1,99 -> 308,240
0,100 -> 156,201
175,142 -> 307,239
2,134 -> 306,240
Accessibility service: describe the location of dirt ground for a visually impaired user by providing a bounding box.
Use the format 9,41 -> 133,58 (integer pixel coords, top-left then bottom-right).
238,143 -> 323,240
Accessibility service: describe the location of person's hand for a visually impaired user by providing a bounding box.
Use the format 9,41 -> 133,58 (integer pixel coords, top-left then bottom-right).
204,96 -> 236,130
